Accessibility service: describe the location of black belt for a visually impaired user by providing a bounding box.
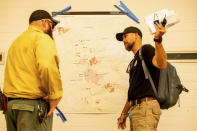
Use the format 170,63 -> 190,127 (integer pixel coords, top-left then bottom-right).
130,97 -> 156,106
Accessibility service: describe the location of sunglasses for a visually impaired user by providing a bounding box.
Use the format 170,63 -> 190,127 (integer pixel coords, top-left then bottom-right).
45,19 -> 55,29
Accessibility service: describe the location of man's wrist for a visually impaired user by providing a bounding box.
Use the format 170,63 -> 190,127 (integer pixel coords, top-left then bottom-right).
121,112 -> 127,116
121,112 -> 127,115
154,37 -> 162,43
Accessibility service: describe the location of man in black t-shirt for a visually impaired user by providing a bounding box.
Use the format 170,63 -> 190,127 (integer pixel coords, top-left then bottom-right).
116,24 -> 167,131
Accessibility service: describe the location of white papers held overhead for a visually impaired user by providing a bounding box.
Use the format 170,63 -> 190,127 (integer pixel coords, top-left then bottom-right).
145,9 -> 180,34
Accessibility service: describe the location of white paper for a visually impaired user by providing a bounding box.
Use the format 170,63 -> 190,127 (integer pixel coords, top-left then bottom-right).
145,8 -> 180,34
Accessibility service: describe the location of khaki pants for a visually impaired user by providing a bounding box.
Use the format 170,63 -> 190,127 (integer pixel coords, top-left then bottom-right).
129,99 -> 161,131
5,99 -> 53,131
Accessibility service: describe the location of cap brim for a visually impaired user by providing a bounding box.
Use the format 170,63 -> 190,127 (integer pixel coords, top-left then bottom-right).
51,18 -> 60,27
116,33 -> 124,41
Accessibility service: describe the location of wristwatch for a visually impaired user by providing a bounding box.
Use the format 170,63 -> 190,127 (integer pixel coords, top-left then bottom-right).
154,37 -> 162,43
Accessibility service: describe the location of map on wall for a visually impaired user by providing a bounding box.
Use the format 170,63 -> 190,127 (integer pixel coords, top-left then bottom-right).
53,15 -> 135,113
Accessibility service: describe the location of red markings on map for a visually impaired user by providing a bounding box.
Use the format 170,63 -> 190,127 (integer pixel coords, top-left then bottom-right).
84,69 -> 100,84
57,27 -> 70,35
104,83 -> 112,89
95,99 -> 100,104
109,88 -> 115,93
103,83 -> 115,93
89,57 -> 98,66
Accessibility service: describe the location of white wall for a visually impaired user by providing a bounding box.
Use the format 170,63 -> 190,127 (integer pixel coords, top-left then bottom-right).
0,0 -> 197,131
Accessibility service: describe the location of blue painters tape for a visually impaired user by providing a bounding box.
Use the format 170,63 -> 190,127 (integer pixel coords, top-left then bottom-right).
56,107 -> 67,122
114,1 -> 140,24
52,6 -> 71,17
119,1 -> 139,22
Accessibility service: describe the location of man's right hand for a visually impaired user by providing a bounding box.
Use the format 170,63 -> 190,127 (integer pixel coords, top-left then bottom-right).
43,96 -> 62,117
117,113 -> 127,130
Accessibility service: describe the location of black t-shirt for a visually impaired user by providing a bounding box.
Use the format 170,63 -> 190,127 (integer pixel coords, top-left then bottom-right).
127,44 -> 160,101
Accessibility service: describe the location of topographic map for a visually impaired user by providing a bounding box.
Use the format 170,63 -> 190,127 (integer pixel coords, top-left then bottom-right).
53,15 -> 134,113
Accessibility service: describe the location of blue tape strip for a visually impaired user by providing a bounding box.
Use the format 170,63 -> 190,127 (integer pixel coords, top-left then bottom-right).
114,1 -> 140,24
56,107 -> 67,122
119,1 -> 139,21
114,5 -> 126,14
114,5 -> 139,24
52,5 -> 71,17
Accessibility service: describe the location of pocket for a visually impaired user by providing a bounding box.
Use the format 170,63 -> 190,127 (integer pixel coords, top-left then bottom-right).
130,106 -> 146,118
152,103 -> 161,115
12,104 -> 34,112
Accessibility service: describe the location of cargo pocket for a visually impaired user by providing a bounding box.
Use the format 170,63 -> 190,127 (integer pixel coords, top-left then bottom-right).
12,104 -> 35,112
11,103 -> 38,131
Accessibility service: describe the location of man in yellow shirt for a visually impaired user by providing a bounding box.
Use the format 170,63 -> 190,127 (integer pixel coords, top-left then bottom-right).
3,10 -> 63,131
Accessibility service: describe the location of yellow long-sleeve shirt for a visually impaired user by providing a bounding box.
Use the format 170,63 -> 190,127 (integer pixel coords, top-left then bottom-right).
3,25 -> 63,99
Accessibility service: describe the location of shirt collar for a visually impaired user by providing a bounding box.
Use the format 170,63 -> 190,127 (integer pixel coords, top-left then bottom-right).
28,25 -> 44,33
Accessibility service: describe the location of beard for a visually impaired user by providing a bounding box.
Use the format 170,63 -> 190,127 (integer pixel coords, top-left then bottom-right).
126,42 -> 134,51
46,26 -> 54,39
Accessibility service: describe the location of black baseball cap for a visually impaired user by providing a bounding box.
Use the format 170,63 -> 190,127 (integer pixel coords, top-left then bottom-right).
116,26 -> 142,41
29,10 -> 60,28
